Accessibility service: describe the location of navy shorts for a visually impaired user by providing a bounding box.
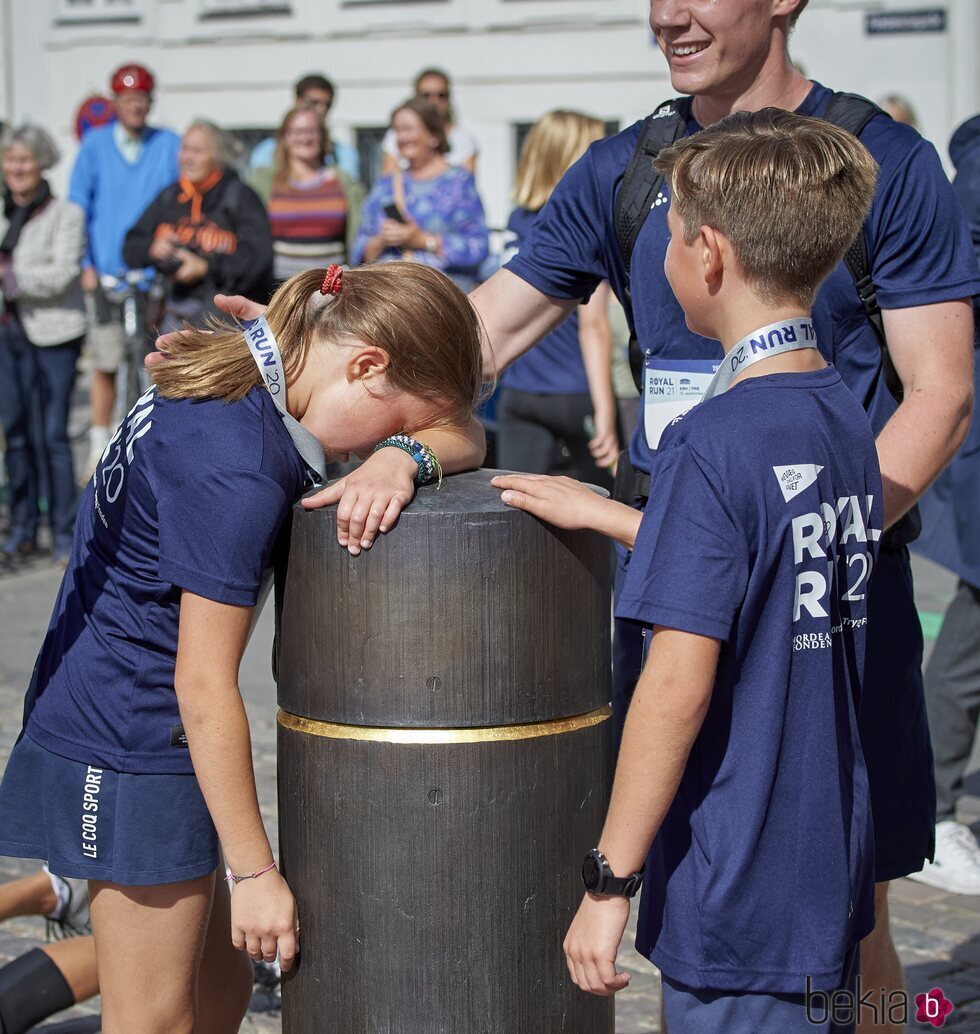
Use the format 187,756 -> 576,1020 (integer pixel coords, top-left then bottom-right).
0,733 -> 219,885
861,547 -> 936,882
662,945 -> 860,1034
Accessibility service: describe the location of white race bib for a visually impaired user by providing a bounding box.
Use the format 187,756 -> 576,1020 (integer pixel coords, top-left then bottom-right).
643,359 -> 720,450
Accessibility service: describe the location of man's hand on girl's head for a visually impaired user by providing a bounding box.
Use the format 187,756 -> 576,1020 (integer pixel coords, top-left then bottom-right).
145,293 -> 268,369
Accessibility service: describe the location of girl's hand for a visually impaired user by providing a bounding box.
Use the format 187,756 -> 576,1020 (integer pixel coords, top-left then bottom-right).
145,294 -> 267,369
230,869 -> 300,972
492,474 -> 608,531
563,893 -> 631,996
301,447 -> 419,554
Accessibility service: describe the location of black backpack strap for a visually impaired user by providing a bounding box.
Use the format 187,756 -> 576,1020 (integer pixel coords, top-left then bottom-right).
615,96 -> 692,388
821,92 -> 903,404
615,96 -> 693,295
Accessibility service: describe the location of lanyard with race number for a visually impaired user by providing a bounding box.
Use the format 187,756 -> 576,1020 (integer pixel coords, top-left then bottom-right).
242,315 -> 327,484
701,317 -> 819,403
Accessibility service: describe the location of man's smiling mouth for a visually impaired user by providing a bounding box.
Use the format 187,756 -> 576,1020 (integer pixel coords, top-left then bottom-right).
671,42 -> 711,57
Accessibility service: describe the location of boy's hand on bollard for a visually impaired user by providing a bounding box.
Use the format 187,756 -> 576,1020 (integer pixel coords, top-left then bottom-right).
145,293 -> 267,369
493,474 -> 607,530
230,869 -> 300,972
563,893 -> 631,996
302,447 -> 418,555
493,473 -> 642,550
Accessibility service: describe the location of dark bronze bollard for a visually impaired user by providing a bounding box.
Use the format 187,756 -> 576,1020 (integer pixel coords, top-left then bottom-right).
276,469 -> 614,1034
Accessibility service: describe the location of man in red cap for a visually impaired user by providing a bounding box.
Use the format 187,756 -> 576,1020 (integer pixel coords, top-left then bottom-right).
69,64 -> 179,472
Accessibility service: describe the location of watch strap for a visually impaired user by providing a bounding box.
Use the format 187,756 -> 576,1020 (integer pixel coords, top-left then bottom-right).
583,848 -> 645,898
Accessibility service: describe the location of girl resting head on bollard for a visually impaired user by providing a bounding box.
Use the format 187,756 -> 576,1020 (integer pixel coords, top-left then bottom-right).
0,261 -> 485,1034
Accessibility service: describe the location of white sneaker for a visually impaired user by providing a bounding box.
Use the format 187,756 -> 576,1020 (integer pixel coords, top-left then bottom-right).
908,820 -> 980,895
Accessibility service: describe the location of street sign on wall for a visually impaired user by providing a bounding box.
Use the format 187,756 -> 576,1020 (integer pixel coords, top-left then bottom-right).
865,9 -> 947,35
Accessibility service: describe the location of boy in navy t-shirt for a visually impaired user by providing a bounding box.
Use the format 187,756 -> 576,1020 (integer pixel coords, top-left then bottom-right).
494,109 -> 883,1031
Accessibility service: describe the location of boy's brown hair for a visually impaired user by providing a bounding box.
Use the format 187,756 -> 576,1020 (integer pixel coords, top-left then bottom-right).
152,263 -> 484,426
654,108 -> 878,307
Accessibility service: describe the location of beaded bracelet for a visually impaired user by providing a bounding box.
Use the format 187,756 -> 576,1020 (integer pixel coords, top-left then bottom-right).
373,434 -> 443,488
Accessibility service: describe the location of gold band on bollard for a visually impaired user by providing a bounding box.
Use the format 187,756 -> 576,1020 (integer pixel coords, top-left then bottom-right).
276,704 -> 612,744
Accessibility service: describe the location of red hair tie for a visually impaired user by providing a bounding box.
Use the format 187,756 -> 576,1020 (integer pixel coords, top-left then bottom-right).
320,265 -> 343,296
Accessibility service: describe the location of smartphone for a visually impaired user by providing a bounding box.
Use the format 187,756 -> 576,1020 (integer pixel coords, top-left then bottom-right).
383,203 -> 407,223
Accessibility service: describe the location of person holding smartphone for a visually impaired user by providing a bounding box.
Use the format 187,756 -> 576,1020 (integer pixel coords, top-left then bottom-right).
352,98 -> 488,291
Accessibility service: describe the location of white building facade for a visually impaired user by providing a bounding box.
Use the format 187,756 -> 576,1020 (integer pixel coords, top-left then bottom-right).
2,0 -> 978,227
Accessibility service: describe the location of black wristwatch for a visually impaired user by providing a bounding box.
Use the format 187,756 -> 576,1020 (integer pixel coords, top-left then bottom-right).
581,848 -> 645,898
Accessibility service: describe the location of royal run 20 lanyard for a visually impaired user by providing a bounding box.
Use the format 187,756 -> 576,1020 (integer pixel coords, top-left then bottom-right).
242,315 -> 327,484
701,317 -> 819,402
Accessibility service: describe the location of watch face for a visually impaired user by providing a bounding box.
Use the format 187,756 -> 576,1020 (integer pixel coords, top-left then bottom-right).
582,852 -> 602,891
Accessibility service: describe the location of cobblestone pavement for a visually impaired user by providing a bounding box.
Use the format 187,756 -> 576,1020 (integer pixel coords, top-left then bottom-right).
0,555 -> 977,1031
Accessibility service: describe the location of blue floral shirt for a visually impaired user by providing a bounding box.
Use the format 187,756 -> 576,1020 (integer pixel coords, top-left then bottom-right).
352,167 -> 488,283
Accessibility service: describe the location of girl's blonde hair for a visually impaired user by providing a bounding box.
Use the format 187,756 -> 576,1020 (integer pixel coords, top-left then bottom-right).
513,110 -> 606,212
151,263 -> 484,425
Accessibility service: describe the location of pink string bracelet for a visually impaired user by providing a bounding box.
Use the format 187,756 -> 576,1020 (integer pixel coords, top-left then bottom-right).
225,861 -> 277,886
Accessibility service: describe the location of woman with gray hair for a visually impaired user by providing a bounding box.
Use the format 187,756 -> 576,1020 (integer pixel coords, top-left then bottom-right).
123,119 -> 273,329
0,123 -> 86,565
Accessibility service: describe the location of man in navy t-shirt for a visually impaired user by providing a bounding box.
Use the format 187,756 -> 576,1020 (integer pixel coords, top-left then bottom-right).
494,106 -> 883,1032
471,0 -> 978,1005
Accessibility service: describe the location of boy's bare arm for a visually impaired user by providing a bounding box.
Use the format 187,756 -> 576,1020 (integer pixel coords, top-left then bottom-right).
564,628 -> 719,997
599,627 -> 719,874
492,473 -> 642,549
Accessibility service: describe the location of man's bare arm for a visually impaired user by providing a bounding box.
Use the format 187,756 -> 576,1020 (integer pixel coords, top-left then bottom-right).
877,299 -> 974,528
470,269 -> 578,377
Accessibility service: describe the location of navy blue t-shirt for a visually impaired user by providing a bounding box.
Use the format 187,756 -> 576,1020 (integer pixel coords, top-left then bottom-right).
499,207 -> 590,396
617,366 -> 882,994
505,81 -> 980,474
24,387 -> 306,775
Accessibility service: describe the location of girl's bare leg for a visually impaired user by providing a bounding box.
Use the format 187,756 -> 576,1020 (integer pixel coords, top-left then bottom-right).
196,873 -> 253,1032
89,872 -> 213,1034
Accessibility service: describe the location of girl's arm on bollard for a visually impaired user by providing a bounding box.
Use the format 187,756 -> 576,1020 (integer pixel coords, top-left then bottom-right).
492,473 -> 641,549
302,417 -> 487,555
174,591 -> 299,972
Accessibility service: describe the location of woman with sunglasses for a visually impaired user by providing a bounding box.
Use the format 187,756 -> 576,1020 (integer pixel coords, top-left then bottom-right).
380,68 -> 479,176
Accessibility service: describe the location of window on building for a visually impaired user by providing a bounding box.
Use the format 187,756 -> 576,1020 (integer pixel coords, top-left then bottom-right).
55,0 -> 141,22
200,0 -> 292,16
356,126 -> 390,192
